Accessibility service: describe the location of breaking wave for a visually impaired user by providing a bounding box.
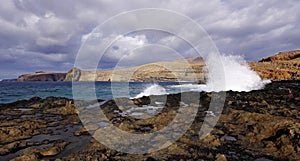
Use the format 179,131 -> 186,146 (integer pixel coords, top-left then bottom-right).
206,55 -> 270,92
133,55 -> 270,99
133,84 -> 168,98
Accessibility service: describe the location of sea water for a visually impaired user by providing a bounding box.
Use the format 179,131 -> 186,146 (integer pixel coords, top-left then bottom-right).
0,55 -> 271,104
0,81 -> 183,104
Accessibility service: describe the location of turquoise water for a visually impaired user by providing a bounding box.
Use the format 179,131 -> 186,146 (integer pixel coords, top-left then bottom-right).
0,81 -> 187,104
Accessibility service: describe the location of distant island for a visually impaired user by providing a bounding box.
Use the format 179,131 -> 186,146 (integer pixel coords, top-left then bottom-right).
13,50 -> 300,82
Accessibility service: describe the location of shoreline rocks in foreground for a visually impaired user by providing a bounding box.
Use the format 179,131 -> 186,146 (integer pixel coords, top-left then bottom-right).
0,80 -> 299,161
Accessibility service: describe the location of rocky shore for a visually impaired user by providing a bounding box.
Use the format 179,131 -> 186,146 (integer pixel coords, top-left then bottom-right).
0,80 -> 299,161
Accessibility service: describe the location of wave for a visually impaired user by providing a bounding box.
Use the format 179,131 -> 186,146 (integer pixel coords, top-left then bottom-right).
169,84 -> 212,92
206,54 -> 271,92
169,55 -> 270,93
133,84 -> 168,99
133,55 -> 270,99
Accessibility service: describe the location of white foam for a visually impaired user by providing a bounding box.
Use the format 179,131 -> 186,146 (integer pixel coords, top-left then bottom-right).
133,84 -> 168,99
206,54 -> 270,92
170,84 -> 212,92
169,55 -> 270,93
119,105 -> 164,117
85,103 -> 98,109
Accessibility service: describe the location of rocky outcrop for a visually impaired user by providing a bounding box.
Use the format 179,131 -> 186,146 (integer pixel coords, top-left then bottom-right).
64,68 -> 81,81
249,50 -> 300,80
0,80 -> 299,160
17,72 -> 66,82
259,50 -> 300,62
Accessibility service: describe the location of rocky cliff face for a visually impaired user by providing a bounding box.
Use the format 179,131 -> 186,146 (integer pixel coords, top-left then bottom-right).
249,50 -> 300,80
17,72 -> 66,82
65,61 -> 205,82
64,68 -> 81,81
259,50 -> 300,62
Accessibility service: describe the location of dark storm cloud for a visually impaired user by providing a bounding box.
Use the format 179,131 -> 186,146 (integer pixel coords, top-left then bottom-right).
0,0 -> 299,79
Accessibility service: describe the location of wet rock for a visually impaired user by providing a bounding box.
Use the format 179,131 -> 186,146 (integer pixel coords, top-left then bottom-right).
10,153 -> 39,161
39,141 -> 69,156
73,127 -> 89,136
221,135 -> 237,142
0,141 -> 21,155
215,154 -> 227,161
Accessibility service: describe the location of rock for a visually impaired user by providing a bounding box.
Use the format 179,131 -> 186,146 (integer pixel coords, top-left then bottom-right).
39,147 -> 61,156
249,50 -> 300,80
64,68 -> 81,81
17,72 -> 66,82
39,141 -> 69,157
215,154 -> 227,161
63,59 -> 205,82
200,134 -> 221,147
73,127 -> 89,136
221,135 -> 237,142
259,50 -> 300,62
0,141 -> 20,155
10,153 -> 39,161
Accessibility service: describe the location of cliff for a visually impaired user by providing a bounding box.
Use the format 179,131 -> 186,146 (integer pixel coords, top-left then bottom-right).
65,59 -> 205,82
249,50 -> 300,80
17,72 -> 66,82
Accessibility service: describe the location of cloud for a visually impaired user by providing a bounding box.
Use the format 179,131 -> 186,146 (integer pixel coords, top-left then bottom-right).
0,0 -> 299,78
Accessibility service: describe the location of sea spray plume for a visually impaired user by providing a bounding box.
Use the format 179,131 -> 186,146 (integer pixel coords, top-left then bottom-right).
206,54 -> 271,92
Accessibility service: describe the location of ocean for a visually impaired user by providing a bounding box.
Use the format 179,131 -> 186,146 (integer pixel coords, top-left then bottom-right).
0,81 -> 197,104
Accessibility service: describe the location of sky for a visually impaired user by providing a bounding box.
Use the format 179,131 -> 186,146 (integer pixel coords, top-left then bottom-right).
0,0 -> 300,79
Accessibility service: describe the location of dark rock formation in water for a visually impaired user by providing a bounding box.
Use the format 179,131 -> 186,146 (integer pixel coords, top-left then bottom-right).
0,80 -> 299,160
17,72 -> 66,82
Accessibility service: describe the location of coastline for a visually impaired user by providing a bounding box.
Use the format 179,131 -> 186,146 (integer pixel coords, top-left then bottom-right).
0,80 -> 299,160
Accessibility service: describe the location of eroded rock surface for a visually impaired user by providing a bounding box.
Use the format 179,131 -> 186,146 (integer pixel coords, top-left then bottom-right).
0,81 -> 299,160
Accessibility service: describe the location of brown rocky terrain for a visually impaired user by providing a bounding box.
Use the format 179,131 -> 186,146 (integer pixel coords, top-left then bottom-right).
0,80 -> 299,160
249,50 -> 300,80
17,72 -> 66,82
